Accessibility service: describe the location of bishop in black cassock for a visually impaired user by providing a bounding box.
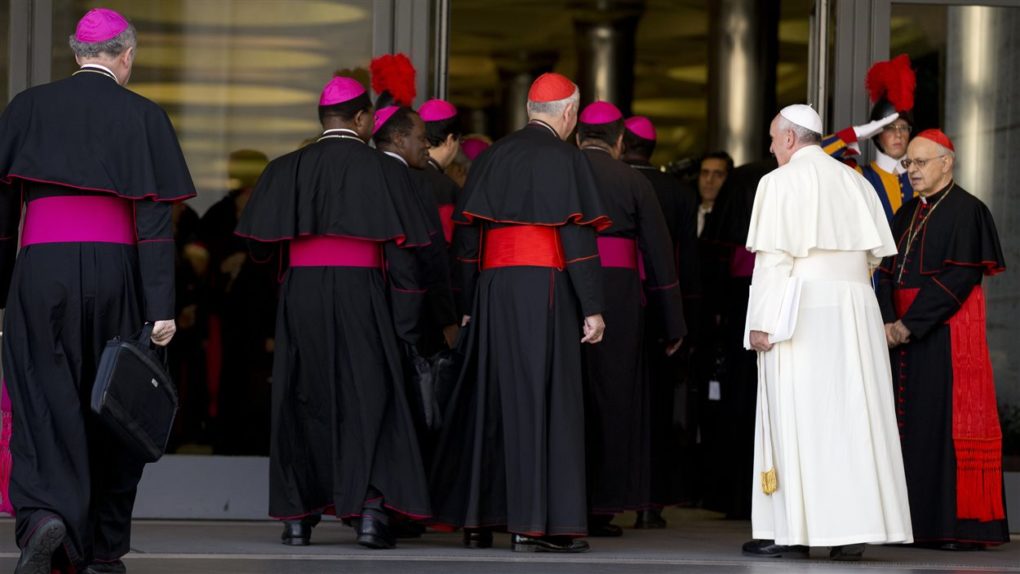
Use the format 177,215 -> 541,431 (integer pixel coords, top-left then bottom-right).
236,77 -> 432,550
0,9 -> 195,573
621,116 -> 701,526
576,103 -> 686,536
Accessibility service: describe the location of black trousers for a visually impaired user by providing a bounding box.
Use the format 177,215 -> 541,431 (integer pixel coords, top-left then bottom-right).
4,243 -> 147,567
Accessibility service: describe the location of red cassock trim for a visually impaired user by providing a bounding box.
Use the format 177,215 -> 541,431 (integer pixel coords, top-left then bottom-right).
461,210 -> 612,232
481,225 -> 565,270
438,204 -> 455,245
895,286 -> 1005,522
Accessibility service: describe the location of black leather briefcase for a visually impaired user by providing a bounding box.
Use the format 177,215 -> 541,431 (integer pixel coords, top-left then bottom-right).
91,324 -> 178,463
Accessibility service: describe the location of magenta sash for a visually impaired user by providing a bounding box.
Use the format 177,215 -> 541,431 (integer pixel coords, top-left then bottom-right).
597,236 -> 646,279
730,246 -> 755,278
21,195 -> 135,245
289,236 -> 382,268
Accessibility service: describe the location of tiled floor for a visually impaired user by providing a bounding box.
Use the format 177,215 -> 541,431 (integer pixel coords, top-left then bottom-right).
0,509 -> 1015,573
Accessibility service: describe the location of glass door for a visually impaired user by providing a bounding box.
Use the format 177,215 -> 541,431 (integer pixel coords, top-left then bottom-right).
5,0 -> 441,519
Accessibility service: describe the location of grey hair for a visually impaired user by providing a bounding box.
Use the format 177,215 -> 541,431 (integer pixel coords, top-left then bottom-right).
931,141 -> 956,160
526,88 -> 580,118
777,115 -> 822,145
69,25 -> 137,59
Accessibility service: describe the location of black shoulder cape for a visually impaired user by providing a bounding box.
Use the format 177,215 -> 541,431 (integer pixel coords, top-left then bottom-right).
0,71 -> 195,202
882,183 -> 1004,276
457,122 -> 610,230
236,138 -> 430,246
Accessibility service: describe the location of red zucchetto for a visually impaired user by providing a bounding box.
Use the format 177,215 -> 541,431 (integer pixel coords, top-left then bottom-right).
915,128 -> 955,152
528,73 -> 576,103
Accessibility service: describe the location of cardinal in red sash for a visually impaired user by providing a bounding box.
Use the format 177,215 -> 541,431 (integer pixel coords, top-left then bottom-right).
878,128 -> 1008,549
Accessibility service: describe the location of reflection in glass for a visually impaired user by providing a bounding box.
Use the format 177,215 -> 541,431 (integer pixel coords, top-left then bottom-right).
50,0 -> 375,456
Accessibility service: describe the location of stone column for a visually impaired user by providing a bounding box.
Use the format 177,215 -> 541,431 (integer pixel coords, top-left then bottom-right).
708,0 -> 778,165
494,51 -> 558,137
572,0 -> 644,114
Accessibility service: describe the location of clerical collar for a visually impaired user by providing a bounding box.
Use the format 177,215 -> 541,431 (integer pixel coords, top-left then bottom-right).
528,120 -> 559,138
580,144 -> 612,155
74,64 -> 118,82
627,160 -> 658,171
874,149 -> 905,175
920,180 -> 954,205
383,150 -> 408,167
317,128 -> 363,143
427,158 -> 443,173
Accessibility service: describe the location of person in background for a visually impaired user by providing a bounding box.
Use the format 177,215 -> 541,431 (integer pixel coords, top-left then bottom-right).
621,116 -> 701,527
577,102 -> 685,537
697,151 -> 733,238
822,55 -> 916,220
199,149 -> 275,456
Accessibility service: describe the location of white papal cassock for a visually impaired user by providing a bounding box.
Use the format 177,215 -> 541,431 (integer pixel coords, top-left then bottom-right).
743,145 -> 913,547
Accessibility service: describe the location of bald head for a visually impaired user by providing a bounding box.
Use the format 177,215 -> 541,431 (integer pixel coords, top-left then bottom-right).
905,136 -> 955,196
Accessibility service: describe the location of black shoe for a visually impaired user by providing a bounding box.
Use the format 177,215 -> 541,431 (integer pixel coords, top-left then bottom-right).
463,529 -> 493,548
357,512 -> 395,549
280,514 -> 321,546
741,539 -> 809,558
15,517 -> 66,574
511,534 -> 590,553
588,522 -> 623,537
633,509 -> 667,529
830,543 -> 866,561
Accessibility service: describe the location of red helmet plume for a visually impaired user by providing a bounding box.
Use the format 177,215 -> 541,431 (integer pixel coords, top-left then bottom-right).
865,54 -> 916,113
370,53 -> 417,107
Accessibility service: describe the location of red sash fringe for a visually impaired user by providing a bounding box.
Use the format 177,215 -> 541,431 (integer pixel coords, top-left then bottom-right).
894,286 -> 1004,522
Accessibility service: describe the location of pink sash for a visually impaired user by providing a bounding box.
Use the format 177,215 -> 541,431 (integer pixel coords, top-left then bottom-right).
597,236 -> 646,279
21,195 -> 135,245
289,236 -> 383,268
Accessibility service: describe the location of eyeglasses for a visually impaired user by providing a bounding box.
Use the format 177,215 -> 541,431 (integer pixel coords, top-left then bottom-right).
901,155 -> 946,169
883,125 -> 912,135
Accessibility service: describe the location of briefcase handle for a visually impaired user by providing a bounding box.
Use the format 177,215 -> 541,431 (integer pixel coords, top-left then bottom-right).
137,323 -> 154,346
135,323 -> 168,368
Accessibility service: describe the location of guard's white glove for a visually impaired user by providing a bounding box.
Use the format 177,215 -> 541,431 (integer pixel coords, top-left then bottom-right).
853,112 -> 900,141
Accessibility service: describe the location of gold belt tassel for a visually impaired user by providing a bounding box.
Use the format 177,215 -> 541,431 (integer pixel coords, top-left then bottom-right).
758,353 -> 778,495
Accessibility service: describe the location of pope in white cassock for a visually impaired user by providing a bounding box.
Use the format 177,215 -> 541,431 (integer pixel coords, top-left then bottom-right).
741,105 -> 913,561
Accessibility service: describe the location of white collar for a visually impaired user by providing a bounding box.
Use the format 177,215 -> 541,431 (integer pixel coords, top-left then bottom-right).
317,128 -> 364,143
383,150 -> 408,167
874,149 -> 905,175
78,64 -> 118,82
